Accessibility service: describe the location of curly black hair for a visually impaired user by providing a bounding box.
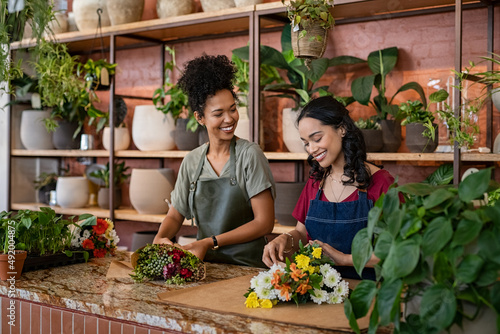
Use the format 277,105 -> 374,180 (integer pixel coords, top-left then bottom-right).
177,54 -> 237,117
296,96 -> 372,189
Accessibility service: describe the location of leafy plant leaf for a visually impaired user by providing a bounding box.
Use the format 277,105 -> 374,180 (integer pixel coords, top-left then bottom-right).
422,217 -> 453,256
423,188 -> 455,209
458,168 -> 491,202
367,47 -> 398,76
478,230 -> 500,265
344,299 -> 361,334
374,230 -> 393,260
451,217 -> 483,247
456,254 -> 484,283
397,183 -> 436,196
351,75 -> 375,105
377,279 -> 403,326
423,164 -> 453,186
349,280 -> 377,318
420,284 -> 457,331
352,228 -> 373,277
382,238 -> 420,279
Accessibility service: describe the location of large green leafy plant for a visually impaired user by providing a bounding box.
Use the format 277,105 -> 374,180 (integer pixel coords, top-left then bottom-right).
351,47 -> 426,121
345,168 -> 500,333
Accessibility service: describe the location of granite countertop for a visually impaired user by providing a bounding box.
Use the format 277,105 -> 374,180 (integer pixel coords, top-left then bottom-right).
0,251 -> 370,333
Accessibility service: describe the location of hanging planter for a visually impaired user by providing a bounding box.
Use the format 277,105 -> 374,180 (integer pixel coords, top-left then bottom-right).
291,22 -> 329,60
156,0 -> 195,18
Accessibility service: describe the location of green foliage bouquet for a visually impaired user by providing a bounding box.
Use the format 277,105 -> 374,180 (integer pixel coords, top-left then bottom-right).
130,244 -> 205,285
244,241 -> 349,308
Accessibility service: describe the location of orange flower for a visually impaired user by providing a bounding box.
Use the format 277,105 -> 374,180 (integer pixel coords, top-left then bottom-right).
296,278 -> 312,295
271,270 -> 282,289
279,283 -> 292,301
82,239 -> 95,250
290,263 -> 306,282
93,218 -> 108,235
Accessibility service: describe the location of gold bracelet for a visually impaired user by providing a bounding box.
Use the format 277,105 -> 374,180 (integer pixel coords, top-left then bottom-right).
283,232 -> 294,253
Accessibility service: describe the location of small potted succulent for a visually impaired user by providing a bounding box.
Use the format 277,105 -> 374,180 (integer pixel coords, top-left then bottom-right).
90,160 -> 130,210
355,116 -> 383,152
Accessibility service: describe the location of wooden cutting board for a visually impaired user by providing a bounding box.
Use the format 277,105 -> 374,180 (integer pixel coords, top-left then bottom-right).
157,274 -> 370,331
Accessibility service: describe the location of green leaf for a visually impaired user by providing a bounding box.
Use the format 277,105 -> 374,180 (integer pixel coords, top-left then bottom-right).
367,47 -> 398,76
456,254 -> 484,283
329,55 -> 366,66
423,164 -> 453,186
374,230 -> 393,260
352,228 -> 373,277
423,188 -> 455,209
382,238 -> 420,279
451,217 -> 483,247
351,75 -> 375,105
386,208 -> 404,238
420,284 -> 457,331
421,217 -> 453,256
475,261 -> 500,287
478,230 -> 500,265
344,299 -> 361,334
367,206 -> 382,239
433,252 -> 453,284
391,81 -> 427,107
349,280 -> 377,318
490,282 -> 500,314
429,89 -> 449,104
458,168 -> 491,202
377,279 -> 403,326
400,216 -> 422,239
397,183 -> 437,196
368,300 -> 380,334
404,258 -> 429,285
64,250 -> 73,257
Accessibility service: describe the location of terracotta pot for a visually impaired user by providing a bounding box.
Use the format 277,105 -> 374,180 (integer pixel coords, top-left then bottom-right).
97,187 -> 122,209
132,105 -> 176,151
72,0 -> 111,31
174,118 -> 200,151
291,22 -> 328,60
234,0 -> 263,6
56,176 -> 89,208
20,110 -> 54,150
275,182 -> 306,226
380,119 -> 402,152
406,123 -> 438,153
282,107 -> 304,153
0,250 -> 27,281
199,0 -> 235,12
360,129 -> 383,152
53,120 -> 81,149
129,168 -> 175,214
156,0 -> 194,18
102,127 -> 131,151
106,0 -> 144,26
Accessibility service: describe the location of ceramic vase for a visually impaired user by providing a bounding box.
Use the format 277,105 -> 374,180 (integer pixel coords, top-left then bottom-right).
56,176 -> 89,208
275,182 -> 306,226
174,118 -> 199,151
47,12 -> 69,34
0,251 -> 27,281
97,188 -> 121,209
406,123 -> 438,153
234,105 -> 250,141
129,168 -> 175,214
156,0 -> 194,18
72,0 -> 111,31
20,110 -> 54,150
234,0 -> 263,6
282,107 -> 304,153
106,0 -> 144,26
102,127 -> 131,151
52,120 -> 81,149
492,88 -> 500,112
132,105 -> 176,151
199,0 -> 235,12
360,129 -> 383,152
380,119 -> 402,152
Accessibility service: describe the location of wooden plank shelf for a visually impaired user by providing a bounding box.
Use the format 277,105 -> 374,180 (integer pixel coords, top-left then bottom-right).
11,149 -> 109,158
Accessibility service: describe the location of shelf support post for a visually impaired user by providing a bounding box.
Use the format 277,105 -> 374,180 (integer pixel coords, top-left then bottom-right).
453,0 -> 463,186
250,11 -> 261,144
109,34 -> 116,221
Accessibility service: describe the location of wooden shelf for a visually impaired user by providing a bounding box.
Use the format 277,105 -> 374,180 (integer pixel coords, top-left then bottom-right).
10,202 -> 110,218
115,150 -> 189,158
11,149 -> 109,158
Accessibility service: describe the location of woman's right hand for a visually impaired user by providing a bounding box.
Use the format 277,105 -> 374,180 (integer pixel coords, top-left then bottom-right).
262,234 -> 289,267
153,236 -> 174,245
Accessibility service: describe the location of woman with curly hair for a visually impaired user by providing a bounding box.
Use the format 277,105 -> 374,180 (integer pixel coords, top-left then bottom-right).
262,96 -> 394,279
153,55 -> 275,268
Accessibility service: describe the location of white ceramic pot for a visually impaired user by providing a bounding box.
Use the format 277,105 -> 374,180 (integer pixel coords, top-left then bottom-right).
102,127 -> 131,151
234,0 -> 263,7
129,168 -> 175,214
492,88 -> 500,112
56,177 -> 89,208
132,105 -> 176,151
234,106 -> 250,141
282,107 -> 304,153
199,0 -> 235,12
156,0 -> 194,18
20,110 -> 54,150
106,0 -> 144,26
72,0 -> 111,31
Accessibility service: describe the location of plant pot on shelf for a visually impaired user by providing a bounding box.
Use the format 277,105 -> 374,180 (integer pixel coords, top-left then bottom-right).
102,127 -> 131,151
275,182 -> 306,226
199,0 -> 235,12
282,107 -> 305,153
156,0 -> 194,18
72,0 -> 111,31
52,120 -> 81,149
56,176 -> 89,208
132,105 -> 176,151
20,110 -> 54,150
360,129 -> 383,152
174,118 -> 200,151
129,168 -> 175,214
38,183 -> 57,205
405,123 -> 438,153
0,250 -> 27,281
234,0 -> 263,6
291,22 -> 328,60
380,119 -> 402,152
97,188 -> 122,210
47,12 -> 69,34
492,88 -> 500,112
234,105 -> 251,141
106,0 -> 144,26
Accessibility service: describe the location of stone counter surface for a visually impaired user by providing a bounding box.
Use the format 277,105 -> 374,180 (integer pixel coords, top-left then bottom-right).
0,251 -> 366,334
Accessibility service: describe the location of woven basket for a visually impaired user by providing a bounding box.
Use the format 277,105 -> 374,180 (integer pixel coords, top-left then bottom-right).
291,22 -> 329,60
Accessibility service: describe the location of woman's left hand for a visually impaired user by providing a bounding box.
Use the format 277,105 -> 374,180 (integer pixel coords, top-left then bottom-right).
181,238 -> 212,260
310,240 -> 350,266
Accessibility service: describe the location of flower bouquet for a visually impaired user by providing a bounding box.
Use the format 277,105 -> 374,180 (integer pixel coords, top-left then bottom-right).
70,217 -> 120,259
130,244 -> 205,285
244,241 -> 349,308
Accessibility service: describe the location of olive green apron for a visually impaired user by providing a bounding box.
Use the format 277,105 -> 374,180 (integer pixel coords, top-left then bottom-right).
188,137 -> 266,268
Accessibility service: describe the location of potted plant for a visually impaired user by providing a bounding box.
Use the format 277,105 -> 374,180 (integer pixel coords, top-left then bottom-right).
0,213 -> 27,281
281,0 -> 335,62
400,89 -> 449,153
90,160 -> 130,209
345,168 -> 500,334
102,97 -> 130,151
350,47 -> 427,152
33,172 -> 59,205
80,58 -> 117,91
355,116 -> 383,152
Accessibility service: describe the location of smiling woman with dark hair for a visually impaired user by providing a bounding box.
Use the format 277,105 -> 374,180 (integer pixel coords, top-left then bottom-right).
262,96 -> 395,279
153,54 -> 275,268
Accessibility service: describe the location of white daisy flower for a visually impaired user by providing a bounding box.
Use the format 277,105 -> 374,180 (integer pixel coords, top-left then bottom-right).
326,291 -> 343,304
82,229 -> 91,239
250,276 -> 260,290
257,271 -> 273,290
255,286 -> 274,300
310,289 -> 328,304
324,269 -> 341,288
335,280 -> 349,298
320,264 -> 332,276
269,263 -> 285,274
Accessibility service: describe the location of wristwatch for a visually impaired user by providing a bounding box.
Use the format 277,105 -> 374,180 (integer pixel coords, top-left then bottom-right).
211,235 -> 219,250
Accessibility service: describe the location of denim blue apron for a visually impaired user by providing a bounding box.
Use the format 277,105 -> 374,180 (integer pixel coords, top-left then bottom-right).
188,137 -> 266,268
305,182 -> 376,280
